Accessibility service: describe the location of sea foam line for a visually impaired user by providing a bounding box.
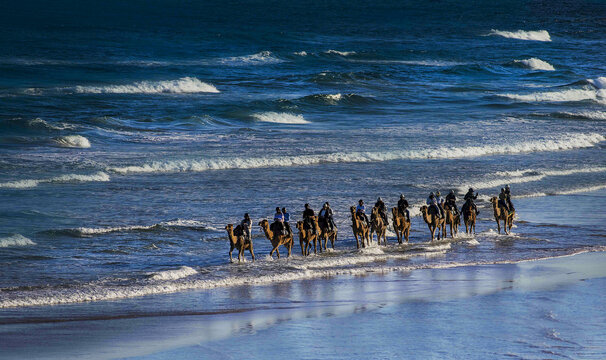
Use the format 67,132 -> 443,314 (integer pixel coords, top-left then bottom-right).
0,234 -> 36,248
0,172 -> 110,189
74,77 -> 219,94
489,29 -> 552,42
252,112 -> 310,124
108,132 -> 605,175
513,58 -> 555,71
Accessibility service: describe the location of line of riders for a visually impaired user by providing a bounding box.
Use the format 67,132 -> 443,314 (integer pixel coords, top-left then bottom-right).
227,185 -> 516,261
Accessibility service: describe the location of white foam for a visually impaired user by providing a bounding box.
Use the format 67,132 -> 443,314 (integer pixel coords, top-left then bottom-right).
108,132 -> 605,175
68,219 -> 212,236
0,234 -> 36,248
28,118 -> 74,131
293,51 -> 308,56
325,50 -> 356,56
499,88 -> 606,103
559,111 -> 606,120
75,77 -> 219,94
514,58 -> 555,71
489,29 -> 551,42
251,112 -> 310,124
220,51 -> 284,65
0,171 -> 110,189
53,135 -> 91,148
517,184 -> 606,198
588,77 -> 606,89
151,266 -> 197,281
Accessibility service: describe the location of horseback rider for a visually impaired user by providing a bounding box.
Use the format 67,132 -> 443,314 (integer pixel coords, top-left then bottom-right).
498,188 -> 511,213
303,203 -> 316,235
435,191 -> 445,218
282,207 -> 292,236
273,207 -> 285,235
463,187 -> 479,215
397,194 -> 410,221
426,192 -> 443,219
319,202 -> 336,232
356,199 -> 370,225
374,197 -> 388,224
240,213 -> 252,241
504,185 -> 515,211
445,189 -> 459,215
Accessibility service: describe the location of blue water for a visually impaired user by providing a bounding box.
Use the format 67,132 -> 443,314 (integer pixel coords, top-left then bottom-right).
1,0 -> 605,312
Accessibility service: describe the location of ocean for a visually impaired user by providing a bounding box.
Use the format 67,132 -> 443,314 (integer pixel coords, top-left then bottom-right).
0,0 -> 605,357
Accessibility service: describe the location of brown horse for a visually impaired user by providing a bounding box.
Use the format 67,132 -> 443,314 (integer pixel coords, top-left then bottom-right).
225,224 -> 255,262
462,204 -> 477,235
296,217 -> 320,256
420,205 -> 446,241
444,204 -> 460,238
489,197 -> 513,234
350,206 -> 370,248
258,219 -> 293,258
370,206 -> 387,245
318,217 -> 337,252
391,207 -> 410,244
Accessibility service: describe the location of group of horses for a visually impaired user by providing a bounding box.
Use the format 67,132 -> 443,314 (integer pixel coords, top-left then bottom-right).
225,196 -> 515,262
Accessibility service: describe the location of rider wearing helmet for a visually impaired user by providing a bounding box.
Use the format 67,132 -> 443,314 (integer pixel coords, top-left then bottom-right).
445,189 -> 459,215
397,194 -> 410,221
463,187 -> 479,215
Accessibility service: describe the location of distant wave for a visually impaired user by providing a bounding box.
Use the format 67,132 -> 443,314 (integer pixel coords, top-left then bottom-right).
52,135 -> 91,148
499,78 -> 606,103
0,171 -> 110,189
299,93 -> 376,105
48,219 -> 215,237
518,184 -> 606,198
489,29 -> 551,42
513,58 -> 555,71
557,111 -> 606,121
293,51 -> 308,56
252,112 -> 309,124
324,50 -> 356,56
463,166 -> 606,191
150,266 -> 198,281
74,77 -> 219,94
219,51 -> 284,65
108,132 -> 604,175
0,234 -> 36,248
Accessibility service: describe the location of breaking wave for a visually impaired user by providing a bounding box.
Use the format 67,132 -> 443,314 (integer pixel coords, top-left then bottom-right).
252,112 -> 309,124
518,184 -> 606,198
53,135 -> 91,148
557,111 -> 606,121
299,93 -> 374,105
48,219 -> 215,237
513,58 -> 555,71
150,266 -> 198,281
219,51 -> 284,65
588,77 -> 606,89
74,77 -> 219,94
463,166 -> 606,191
108,132 -> 604,175
0,234 -> 36,248
499,87 -> 606,104
324,50 -> 356,56
0,172 -> 110,189
488,29 -> 551,42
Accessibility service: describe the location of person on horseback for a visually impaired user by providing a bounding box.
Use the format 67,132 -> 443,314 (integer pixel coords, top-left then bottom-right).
303,203 -> 316,235
498,188 -> 511,213
273,207 -> 285,235
504,184 -> 515,211
282,207 -> 292,236
240,213 -> 252,241
319,202 -> 336,231
397,194 -> 410,221
356,199 -> 370,225
463,187 -> 479,215
374,197 -> 388,224
435,191 -> 445,218
426,192 -> 443,219
445,189 -> 459,215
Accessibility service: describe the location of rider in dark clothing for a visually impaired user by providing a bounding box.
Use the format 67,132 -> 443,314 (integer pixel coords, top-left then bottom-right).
318,202 -> 336,231
302,203 -> 316,235
397,194 -> 410,221
356,199 -> 370,225
463,188 -> 479,215
504,185 -> 515,211
445,190 -> 459,215
240,213 -> 252,241
273,207 -> 285,235
426,192 -> 442,219
374,197 -> 388,224
282,207 -> 292,236
498,189 -> 511,213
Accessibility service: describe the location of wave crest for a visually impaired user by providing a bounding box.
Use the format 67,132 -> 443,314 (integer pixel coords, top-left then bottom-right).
489,29 -> 551,41
514,58 -> 555,71
53,135 -> 91,148
74,77 -> 219,94
151,266 -> 198,281
0,234 -> 36,248
0,171 -> 110,189
220,51 -> 283,65
252,112 -> 309,124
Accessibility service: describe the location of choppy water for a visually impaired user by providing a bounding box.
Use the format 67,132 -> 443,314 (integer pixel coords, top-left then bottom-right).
1,0 -> 605,312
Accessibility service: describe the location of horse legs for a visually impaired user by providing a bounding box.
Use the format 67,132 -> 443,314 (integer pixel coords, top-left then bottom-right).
496,218 -> 501,234
288,241 -> 292,258
276,247 -> 280,259
249,243 -> 255,261
229,245 -> 234,262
